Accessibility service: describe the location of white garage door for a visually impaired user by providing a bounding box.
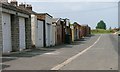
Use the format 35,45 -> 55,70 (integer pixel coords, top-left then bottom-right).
2,13 -> 12,53
19,17 -> 26,51
35,20 -> 43,48
47,24 -> 51,46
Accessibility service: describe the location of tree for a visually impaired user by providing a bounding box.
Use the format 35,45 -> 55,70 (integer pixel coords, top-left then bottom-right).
96,20 -> 106,30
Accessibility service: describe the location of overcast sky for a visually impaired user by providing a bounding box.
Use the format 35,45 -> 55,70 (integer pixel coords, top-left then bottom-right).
9,0 -> 119,29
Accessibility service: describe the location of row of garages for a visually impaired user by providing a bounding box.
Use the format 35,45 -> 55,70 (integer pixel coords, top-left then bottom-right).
71,22 -> 91,42
0,1 -> 91,54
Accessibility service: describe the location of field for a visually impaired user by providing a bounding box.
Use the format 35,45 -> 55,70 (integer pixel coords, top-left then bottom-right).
91,29 -> 114,34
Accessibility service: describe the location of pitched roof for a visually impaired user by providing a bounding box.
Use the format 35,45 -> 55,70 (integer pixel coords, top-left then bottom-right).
1,2 -> 31,15
81,24 -> 88,26
52,18 -> 61,23
36,13 -> 53,18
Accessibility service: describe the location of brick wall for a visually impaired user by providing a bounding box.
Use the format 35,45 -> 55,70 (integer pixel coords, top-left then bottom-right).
11,14 -> 19,51
2,3 -> 32,52
11,14 -> 32,51
37,14 -> 45,20
25,17 -> 32,49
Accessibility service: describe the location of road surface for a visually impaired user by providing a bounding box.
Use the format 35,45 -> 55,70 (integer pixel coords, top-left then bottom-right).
2,34 -> 118,70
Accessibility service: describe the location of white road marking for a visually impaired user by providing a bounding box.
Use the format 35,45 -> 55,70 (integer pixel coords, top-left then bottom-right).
51,35 -> 102,70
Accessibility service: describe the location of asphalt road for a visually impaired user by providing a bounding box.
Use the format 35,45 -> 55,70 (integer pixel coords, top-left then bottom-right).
2,34 -> 118,70
60,34 -> 118,70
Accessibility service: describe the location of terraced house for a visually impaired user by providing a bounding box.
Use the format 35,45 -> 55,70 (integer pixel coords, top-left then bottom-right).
0,0 -> 32,54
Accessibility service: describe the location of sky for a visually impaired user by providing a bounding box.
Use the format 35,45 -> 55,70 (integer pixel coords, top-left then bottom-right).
8,0 -> 119,29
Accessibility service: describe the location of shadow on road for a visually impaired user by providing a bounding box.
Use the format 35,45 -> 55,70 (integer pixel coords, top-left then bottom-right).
2,35 -> 94,64
2,64 -> 10,70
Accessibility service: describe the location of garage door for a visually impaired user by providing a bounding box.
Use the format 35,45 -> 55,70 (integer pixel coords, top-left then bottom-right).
35,20 -> 43,48
19,17 -> 26,51
2,13 -> 12,53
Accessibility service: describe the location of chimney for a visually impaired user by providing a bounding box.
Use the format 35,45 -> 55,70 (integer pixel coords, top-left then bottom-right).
10,0 -> 18,6
19,3 -> 26,9
26,4 -> 32,11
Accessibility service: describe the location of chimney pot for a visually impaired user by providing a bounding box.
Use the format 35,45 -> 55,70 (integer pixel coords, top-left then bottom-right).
10,0 -> 18,6
19,3 -> 26,8
26,4 -> 32,11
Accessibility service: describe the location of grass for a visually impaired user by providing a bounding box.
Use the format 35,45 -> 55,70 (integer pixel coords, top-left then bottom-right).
91,29 -> 114,34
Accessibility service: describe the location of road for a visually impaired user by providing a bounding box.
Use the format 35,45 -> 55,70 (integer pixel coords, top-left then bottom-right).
60,34 -> 118,70
2,34 -> 118,70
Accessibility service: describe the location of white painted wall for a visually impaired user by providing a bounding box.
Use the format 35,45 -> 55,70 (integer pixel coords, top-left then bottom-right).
2,12 -> 12,53
19,17 -> 26,51
45,15 -> 53,47
31,14 -> 44,48
35,20 -> 44,48
66,19 -> 70,26
77,29 -> 79,39
31,14 -> 37,45
52,24 -> 56,46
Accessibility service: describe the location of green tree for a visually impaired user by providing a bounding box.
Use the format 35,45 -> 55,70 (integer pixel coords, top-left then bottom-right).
96,20 -> 106,30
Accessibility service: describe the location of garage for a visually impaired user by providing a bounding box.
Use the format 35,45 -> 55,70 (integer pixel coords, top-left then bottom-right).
2,13 -> 12,53
19,17 -> 26,51
47,24 -> 51,46
35,20 -> 44,48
